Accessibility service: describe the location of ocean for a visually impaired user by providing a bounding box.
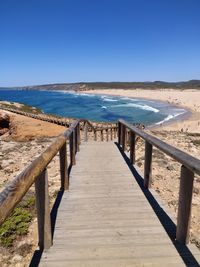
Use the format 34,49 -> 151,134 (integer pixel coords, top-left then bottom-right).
0,89 -> 187,126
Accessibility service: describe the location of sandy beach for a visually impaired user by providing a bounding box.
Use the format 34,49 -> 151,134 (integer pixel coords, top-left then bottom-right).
82,88 -> 200,133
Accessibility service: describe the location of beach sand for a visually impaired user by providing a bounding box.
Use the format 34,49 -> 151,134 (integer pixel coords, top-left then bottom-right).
82,88 -> 200,133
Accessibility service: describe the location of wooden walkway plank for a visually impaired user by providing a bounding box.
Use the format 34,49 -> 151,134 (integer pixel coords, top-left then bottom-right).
39,141 -> 196,266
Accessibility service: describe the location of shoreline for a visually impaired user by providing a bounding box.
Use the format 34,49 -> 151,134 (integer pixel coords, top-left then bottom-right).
81,89 -> 200,132
1,88 -> 200,132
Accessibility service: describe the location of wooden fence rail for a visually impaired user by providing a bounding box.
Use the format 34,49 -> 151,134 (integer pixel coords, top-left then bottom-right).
0,107 -> 118,142
118,119 -> 200,245
2,106 -> 197,247
0,119 -> 90,250
0,114 -> 118,250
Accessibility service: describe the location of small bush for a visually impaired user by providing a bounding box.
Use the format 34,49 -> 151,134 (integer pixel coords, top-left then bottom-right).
0,208 -> 32,247
0,196 -> 35,247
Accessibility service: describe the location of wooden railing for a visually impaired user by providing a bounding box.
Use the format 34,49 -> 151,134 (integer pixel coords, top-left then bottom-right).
0,119 -> 91,250
0,107 -> 118,141
118,119 -> 200,245
2,107 -> 197,246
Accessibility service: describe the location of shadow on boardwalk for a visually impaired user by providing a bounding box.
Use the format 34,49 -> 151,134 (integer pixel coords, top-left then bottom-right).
29,190 -> 64,267
115,142 -> 199,267
30,142 -> 199,267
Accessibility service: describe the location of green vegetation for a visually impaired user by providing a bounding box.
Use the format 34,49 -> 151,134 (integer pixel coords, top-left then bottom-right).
0,101 -> 42,114
2,79 -> 199,91
83,80 -> 200,90
0,196 -> 35,247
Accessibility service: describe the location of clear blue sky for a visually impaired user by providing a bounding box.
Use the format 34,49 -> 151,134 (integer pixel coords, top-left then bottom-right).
0,0 -> 200,86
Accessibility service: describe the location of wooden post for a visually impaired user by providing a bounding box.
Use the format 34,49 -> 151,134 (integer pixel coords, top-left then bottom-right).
35,169 -> 52,250
77,124 -> 80,151
101,130 -> 104,141
114,127 -> 116,139
110,128 -> 113,140
59,142 -> 69,190
70,132 -> 76,165
144,141 -> 152,188
84,122 -> 88,142
121,125 -> 126,151
124,127 -> 127,151
176,165 -> 194,244
74,127 -> 78,153
118,122 -> 121,145
130,131 -> 136,164
94,130 -> 97,141
106,128 -> 109,142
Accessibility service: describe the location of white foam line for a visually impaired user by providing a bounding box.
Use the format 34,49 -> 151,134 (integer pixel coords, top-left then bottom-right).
110,103 -> 159,113
103,98 -> 118,102
76,93 -> 96,97
155,111 -> 186,125
101,106 -> 107,109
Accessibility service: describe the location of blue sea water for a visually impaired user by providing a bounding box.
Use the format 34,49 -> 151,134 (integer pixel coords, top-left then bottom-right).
0,89 -> 187,126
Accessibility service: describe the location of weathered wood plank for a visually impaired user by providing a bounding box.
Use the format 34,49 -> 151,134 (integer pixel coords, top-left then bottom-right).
144,141 -> 152,188
39,142 -> 189,266
35,169 -> 52,249
176,165 -> 194,244
59,142 -> 69,190
130,131 -> 136,164
119,119 -> 200,175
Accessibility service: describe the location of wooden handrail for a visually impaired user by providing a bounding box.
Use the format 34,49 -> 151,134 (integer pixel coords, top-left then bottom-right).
0,106 -> 118,137
0,113 -> 119,249
0,119 -> 85,249
0,120 -> 79,222
119,119 -> 200,175
118,119 -> 200,245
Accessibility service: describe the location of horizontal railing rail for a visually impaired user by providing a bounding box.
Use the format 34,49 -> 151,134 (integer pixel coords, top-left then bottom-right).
0,118 -> 86,249
0,106 -> 118,141
0,114 -> 119,250
118,119 -> 200,245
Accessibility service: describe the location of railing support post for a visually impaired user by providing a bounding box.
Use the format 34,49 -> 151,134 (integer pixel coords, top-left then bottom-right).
75,126 -> 78,153
176,165 -> 194,244
130,131 -> 136,164
101,130 -> 104,141
84,122 -> 88,142
106,128 -> 109,142
110,128 -> 113,140
114,127 -> 116,139
118,122 -> 121,145
77,124 -> 80,151
121,125 -> 126,151
35,169 -> 52,250
94,130 -> 97,141
144,141 -> 152,188
70,131 -> 76,165
59,142 -> 69,190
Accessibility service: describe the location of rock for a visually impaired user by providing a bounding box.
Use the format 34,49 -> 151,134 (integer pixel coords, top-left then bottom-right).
166,165 -> 175,171
0,128 -> 9,135
193,187 -> 200,194
0,112 -> 10,129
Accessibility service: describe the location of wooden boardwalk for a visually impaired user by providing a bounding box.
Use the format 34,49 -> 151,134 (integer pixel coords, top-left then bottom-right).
38,141 -> 199,267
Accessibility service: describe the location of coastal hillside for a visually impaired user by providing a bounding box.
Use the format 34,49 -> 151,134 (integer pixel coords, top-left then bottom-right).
1,80 -> 200,91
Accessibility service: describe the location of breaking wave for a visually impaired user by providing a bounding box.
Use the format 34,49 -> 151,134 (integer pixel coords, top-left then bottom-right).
110,103 -> 159,113
155,111 -> 186,125
103,98 -> 118,102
